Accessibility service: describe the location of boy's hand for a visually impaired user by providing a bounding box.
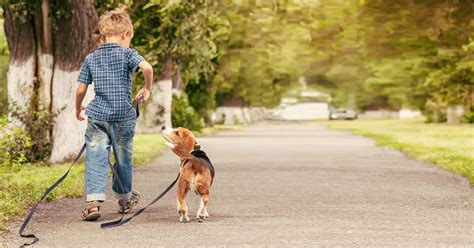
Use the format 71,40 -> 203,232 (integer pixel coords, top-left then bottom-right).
76,105 -> 86,121
135,88 -> 150,103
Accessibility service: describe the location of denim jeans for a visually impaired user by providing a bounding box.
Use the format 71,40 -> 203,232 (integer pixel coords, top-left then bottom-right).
84,118 -> 136,202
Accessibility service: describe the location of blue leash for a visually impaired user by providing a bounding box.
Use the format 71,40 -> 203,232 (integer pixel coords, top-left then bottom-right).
19,144 -> 86,247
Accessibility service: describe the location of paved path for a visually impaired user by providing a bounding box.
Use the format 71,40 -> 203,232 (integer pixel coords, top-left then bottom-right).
2,122 -> 473,247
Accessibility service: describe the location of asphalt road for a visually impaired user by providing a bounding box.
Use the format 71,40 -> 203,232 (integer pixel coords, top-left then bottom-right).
2,122 -> 473,247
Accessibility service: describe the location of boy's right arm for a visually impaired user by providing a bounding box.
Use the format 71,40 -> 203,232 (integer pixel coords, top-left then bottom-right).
135,61 -> 153,102
76,83 -> 88,121
76,55 -> 92,121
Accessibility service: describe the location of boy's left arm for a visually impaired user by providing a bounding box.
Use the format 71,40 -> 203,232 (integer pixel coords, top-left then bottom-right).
135,61 -> 153,102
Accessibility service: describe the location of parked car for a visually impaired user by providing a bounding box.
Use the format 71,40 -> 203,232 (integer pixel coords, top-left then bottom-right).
329,109 -> 358,120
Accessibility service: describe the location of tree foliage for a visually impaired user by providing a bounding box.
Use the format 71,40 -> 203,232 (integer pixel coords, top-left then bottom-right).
214,0 -> 314,108
290,0 -> 474,122
2,0 -> 473,124
357,1 -> 473,118
129,0 -> 226,126
129,0 -> 225,81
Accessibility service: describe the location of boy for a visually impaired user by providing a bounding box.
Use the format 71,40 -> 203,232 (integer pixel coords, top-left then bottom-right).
75,8 -> 153,221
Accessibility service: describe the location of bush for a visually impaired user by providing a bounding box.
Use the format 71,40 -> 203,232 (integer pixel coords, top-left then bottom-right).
0,127 -> 31,173
0,115 -> 6,126
171,94 -> 203,132
424,100 -> 447,123
10,103 -> 56,163
465,106 -> 474,123
0,55 -> 8,115
185,73 -> 216,126
425,110 -> 447,123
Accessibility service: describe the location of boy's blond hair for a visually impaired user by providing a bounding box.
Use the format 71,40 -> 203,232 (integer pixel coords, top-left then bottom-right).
98,8 -> 133,37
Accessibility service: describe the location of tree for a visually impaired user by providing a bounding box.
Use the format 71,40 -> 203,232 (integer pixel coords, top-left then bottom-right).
300,0 -> 473,121
128,0 -> 224,130
2,0 -> 98,162
214,0 -> 314,108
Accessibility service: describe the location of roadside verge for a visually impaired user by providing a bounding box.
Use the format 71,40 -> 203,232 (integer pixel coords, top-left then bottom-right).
321,119 -> 473,185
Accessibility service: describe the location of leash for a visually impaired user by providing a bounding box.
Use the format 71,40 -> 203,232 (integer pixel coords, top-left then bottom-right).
101,172 -> 180,228
19,144 -> 86,247
19,98 -> 142,247
98,99 -> 141,228
101,151 -> 195,228
100,117 -> 180,228
100,95 -> 188,228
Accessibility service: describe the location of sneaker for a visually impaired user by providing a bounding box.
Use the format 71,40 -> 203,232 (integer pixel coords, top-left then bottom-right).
117,190 -> 141,214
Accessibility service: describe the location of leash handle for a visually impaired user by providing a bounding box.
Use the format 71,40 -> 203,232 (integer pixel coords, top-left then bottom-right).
135,95 -> 145,104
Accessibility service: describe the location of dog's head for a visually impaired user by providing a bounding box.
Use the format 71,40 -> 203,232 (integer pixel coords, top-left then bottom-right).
161,126 -> 200,158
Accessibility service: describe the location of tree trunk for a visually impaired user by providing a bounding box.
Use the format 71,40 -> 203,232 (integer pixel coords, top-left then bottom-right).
346,87 -> 357,111
171,64 -> 181,96
447,105 -> 464,124
136,54 -> 173,132
3,1 -> 98,162
3,4 -> 37,120
49,0 -> 98,162
171,64 -> 181,90
33,0 -> 54,109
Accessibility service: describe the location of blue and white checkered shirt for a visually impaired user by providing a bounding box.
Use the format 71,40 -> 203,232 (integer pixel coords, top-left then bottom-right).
78,43 -> 144,121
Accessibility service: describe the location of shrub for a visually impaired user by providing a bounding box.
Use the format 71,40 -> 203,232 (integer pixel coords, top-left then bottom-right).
10,103 -> 56,163
185,73 -> 216,126
0,115 -> 6,126
0,127 -> 31,173
0,55 -> 8,115
465,106 -> 474,123
171,94 -> 203,132
424,100 -> 447,123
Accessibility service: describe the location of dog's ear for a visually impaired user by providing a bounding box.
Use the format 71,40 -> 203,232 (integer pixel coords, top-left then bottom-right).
171,146 -> 196,161
179,132 -> 195,153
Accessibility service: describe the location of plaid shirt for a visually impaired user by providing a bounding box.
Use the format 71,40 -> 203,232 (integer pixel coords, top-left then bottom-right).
78,43 -> 144,121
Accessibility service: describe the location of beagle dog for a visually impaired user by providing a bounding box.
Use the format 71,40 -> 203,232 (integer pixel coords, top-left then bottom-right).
161,126 -> 215,222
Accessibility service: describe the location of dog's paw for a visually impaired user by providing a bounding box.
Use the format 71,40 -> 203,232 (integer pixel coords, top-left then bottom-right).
197,215 -> 205,222
197,212 -> 208,222
179,215 -> 190,223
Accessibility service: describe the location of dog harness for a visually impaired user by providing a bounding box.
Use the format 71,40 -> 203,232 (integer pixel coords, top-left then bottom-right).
191,149 -> 215,184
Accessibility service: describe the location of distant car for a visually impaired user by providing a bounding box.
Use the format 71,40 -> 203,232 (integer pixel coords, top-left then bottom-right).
329,109 -> 358,120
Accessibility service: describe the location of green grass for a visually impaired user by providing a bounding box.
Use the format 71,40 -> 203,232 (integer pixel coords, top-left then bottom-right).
322,119 -> 474,185
0,133 -> 165,230
197,124 -> 244,136
132,133 -> 166,165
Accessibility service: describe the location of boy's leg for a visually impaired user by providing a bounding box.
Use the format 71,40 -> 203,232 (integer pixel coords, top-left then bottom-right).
84,118 -> 111,203
110,119 -> 136,201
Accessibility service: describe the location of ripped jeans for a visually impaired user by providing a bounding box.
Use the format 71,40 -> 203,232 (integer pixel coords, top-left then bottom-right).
84,118 -> 136,202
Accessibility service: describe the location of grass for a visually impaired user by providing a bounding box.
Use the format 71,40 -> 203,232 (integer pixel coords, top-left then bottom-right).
321,119 -> 474,185
197,124 -> 244,136
0,133 -> 165,230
